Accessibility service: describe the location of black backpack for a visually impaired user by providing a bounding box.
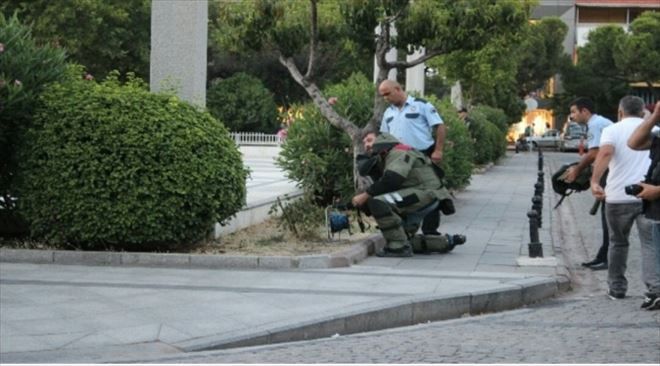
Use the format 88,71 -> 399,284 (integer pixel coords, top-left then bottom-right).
551,162 -> 592,208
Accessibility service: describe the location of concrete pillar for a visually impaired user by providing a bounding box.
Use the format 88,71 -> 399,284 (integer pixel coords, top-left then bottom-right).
450,81 -> 463,109
150,0 -> 208,107
373,24 -> 397,82
405,48 -> 425,95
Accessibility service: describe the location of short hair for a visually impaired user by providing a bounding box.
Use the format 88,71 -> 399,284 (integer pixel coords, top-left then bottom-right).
570,97 -> 595,113
618,95 -> 645,117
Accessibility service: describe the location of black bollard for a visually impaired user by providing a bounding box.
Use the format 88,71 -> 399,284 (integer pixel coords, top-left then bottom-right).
527,210 -> 544,258
534,182 -> 543,197
532,195 -> 543,228
537,171 -> 545,191
537,152 -> 544,172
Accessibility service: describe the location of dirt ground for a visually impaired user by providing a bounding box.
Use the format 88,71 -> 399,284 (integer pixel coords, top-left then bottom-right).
0,216 -> 378,256
196,217 -> 377,256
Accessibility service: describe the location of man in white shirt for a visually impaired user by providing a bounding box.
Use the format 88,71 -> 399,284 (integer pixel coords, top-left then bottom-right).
591,96 -> 660,303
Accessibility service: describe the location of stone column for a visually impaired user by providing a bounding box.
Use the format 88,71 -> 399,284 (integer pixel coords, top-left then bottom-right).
405,48 -> 425,95
150,0 -> 208,107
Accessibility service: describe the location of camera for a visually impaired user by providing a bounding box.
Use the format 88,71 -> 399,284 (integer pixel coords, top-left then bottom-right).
625,184 -> 643,196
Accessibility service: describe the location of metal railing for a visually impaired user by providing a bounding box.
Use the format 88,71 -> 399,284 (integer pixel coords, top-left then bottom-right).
230,132 -> 283,146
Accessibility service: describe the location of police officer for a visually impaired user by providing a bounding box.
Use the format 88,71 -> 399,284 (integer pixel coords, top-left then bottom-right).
351,132 -> 464,257
378,80 -> 446,236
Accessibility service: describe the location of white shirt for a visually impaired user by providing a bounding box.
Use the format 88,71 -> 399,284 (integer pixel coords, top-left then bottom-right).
600,117 -> 653,203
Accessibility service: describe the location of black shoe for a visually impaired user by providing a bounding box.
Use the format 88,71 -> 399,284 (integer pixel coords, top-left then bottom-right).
376,246 -> 413,258
450,234 -> 466,245
581,258 -> 605,267
607,289 -> 625,300
646,297 -> 660,311
588,262 -> 608,271
641,293 -> 659,309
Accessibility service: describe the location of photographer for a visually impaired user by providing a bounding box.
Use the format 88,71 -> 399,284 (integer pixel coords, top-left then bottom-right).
590,96 -> 660,305
627,101 -> 660,311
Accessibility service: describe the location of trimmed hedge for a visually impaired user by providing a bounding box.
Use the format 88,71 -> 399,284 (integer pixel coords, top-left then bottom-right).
16,70 -> 248,250
426,96 -> 474,189
206,72 -> 278,133
469,107 -> 507,165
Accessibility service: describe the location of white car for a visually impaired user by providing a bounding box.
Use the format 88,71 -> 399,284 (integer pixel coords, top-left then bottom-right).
559,122 -> 588,152
526,129 -> 561,150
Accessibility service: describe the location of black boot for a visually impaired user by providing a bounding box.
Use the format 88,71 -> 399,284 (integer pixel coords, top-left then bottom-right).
376,245 -> 413,258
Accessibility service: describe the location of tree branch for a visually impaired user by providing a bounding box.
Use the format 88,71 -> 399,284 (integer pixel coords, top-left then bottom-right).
304,0 -> 318,80
389,48 -> 443,69
279,54 -> 360,140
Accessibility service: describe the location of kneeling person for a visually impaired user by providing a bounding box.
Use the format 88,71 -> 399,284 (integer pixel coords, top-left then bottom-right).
351,132 -> 465,257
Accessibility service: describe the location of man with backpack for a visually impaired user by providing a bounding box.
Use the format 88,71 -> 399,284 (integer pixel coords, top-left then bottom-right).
563,97 -> 613,270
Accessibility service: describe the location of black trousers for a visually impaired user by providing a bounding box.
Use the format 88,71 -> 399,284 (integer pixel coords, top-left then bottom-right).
595,170 -> 610,262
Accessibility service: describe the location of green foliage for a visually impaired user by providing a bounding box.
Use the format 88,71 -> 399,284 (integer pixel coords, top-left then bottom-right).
269,195 -> 325,240
515,18 -> 568,95
323,73 -> 376,127
277,104 -> 355,205
472,105 -> 511,132
435,16 -> 565,123
277,74 -> 375,205
426,96 -> 473,189
469,108 -> 507,165
0,13 -> 68,213
1,0 -> 151,79
555,26 -> 631,121
15,70 -> 248,249
614,11 -> 660,90
206,72 -> 279,133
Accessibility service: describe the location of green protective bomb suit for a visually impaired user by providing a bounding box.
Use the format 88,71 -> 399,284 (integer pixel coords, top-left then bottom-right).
359,133 -> 452,253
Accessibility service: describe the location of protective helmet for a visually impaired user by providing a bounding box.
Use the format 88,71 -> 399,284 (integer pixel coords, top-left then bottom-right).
371,133 -> 400,154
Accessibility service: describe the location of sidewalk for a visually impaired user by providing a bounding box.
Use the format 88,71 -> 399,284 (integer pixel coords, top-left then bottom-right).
0,152 -> 570,363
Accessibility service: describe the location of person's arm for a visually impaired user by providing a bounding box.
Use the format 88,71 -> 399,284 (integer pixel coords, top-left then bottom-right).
590,144 -> 613,200
431,124 -> 446,163
628,101 -> 660,151
565,148 -> 599,182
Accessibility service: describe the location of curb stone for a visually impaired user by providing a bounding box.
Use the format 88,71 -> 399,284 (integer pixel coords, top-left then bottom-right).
171,276 -> 565,353
0,235 -> 386,270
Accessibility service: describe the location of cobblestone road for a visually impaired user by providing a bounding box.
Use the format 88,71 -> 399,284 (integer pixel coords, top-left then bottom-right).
145,152 -> 659,364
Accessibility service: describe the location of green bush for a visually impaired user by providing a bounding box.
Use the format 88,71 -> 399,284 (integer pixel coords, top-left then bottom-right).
277,104 -> 355,205
206,72 -> 278,133
427,96 -> 474,189
0,13 -> 68,213
472,104 -> 510,132
277,73 -> 374,205
16,70 -> 248,249
469,108 -> 507,165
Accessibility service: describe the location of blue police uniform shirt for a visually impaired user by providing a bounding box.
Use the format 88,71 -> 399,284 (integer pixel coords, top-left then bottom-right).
379,96 -> 443,150
586,114 -> 613,149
